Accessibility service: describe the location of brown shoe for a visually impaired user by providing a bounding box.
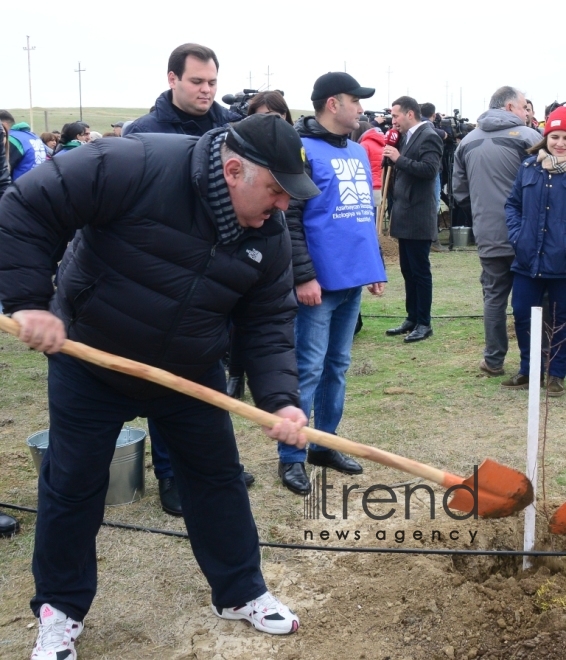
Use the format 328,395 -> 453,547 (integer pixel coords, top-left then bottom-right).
501,373 -> 544,390
479,359 -> 504,377
547,376 -> 565,397
501,373 -> 530,390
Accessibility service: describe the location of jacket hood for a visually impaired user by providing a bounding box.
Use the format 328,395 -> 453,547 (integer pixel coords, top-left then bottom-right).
477,109 -> 526,133
294,116 -> 348,147
360,128 -> 386,146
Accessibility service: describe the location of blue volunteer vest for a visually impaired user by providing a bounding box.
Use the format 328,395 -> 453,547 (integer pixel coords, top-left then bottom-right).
301,137 -> 387,290
10,129 -> 47,180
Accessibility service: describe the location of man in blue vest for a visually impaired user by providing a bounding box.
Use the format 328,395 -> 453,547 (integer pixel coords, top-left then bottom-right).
0,110 -> 46,180
278,72 -> 387,495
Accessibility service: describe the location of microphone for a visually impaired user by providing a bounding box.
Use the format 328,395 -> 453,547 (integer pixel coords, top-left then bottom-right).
382,129 -> 400,169
384,128 -> 400,147
222,93 -> 239,105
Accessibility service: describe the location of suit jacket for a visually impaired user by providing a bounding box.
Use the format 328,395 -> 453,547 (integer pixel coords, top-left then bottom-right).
389,122 -> 443,240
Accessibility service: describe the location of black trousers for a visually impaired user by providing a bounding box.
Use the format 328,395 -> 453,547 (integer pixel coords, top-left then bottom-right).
398,238 -> 433,326
31,353 -> 266,621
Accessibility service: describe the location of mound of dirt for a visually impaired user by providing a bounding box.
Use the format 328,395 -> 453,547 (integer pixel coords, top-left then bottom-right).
380,235 -> 399,264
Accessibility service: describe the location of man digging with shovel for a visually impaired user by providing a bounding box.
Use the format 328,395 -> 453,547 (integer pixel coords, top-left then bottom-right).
0,114 -> 319,658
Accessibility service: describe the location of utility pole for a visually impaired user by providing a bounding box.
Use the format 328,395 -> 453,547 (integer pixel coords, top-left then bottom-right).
265,65 -> 273,90
344,61 -> 347,72
23,36 -> 35,130
75,62 -> 86,121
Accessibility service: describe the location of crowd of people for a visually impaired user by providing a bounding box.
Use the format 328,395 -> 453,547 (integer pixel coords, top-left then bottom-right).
1,40 -> 566,660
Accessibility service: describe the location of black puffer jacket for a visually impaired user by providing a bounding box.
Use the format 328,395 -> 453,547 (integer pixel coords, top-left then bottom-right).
286,116 -> 348,285
123,90 -> 233,136
0,130 -> 299,411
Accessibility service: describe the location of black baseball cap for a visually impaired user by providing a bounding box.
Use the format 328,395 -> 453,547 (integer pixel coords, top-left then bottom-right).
311,72 -> 375,102
225,114 -> 320,200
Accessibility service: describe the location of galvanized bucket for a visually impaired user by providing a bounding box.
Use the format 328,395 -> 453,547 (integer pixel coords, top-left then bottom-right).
26,426 -> 146,506
451,226 -> 471,248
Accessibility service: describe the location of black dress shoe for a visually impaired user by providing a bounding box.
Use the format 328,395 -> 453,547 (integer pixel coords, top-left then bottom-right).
278,461 -> 311,495
0,510 -> 20,537
226,375 -> 245,399
385,320 -> 416,336
243,470 -> 255,488
158,477 -> 183,516
404,324 -> 433,343
307,449 -> 363,475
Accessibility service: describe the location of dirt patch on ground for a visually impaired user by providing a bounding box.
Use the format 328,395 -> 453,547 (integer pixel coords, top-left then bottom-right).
380,234 -> 399,264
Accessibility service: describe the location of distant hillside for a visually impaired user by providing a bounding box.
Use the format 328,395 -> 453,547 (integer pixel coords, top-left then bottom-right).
7,107 -> 313,134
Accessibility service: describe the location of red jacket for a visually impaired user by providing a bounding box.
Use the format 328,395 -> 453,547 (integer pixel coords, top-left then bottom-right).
360,128 -> 386,189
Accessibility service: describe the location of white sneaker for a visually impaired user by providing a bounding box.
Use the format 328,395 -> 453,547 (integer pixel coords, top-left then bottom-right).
31,603 -> 84,659
212,590 -> 299,634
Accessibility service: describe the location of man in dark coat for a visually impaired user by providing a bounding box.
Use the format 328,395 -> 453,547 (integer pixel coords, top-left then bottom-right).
123,42 -> 245,515
384,96 -> 443,343
123,42 -> 232,137
0,114 -> 320,658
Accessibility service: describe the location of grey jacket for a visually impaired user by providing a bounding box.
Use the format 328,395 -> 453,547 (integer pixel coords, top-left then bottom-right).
389,122 -> 443,241
452,109 -> 541,258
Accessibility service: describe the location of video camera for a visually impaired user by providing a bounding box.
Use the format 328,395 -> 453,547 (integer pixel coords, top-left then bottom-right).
221,89 -> 285,119
437,109 -> 469,143
366,109 -> 393,129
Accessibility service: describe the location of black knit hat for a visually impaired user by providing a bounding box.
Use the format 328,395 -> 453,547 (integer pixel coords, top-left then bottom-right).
311,72 -> 375,102
225,114 -> 320,200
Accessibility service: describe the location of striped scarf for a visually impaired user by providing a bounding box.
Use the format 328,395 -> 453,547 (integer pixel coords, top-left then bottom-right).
537,148 -> 566,174
207,132 -> 245,245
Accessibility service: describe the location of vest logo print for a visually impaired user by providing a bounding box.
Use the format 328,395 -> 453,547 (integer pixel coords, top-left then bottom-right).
331,158 -> 372,205
30,138 -> 46,166
246,248 -> 263,263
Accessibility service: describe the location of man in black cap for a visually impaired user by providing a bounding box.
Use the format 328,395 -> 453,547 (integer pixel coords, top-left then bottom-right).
0,114 -> 319,657
277,72 -> 387,495
111,122 -> 124,136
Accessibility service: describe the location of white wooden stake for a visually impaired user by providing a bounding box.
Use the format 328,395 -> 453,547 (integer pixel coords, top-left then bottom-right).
523,306 -> 543,570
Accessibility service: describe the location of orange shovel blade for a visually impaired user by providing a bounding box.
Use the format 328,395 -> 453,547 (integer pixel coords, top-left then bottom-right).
549,503 -> 566,535
447,459 -> 534,518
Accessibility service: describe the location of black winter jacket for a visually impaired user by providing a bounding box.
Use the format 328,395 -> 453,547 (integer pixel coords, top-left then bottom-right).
286,116 -> 348,285
0,130 -> 299,411
123,90 -> 233,136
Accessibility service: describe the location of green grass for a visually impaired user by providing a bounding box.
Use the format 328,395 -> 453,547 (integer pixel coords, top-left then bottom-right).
6,106 -> 313,136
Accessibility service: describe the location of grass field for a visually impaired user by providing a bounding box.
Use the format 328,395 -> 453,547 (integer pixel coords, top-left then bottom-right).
6,106 -> 313,135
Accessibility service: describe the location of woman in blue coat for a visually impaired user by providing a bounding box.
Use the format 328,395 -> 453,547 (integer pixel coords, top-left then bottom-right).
503,106 -> 566,396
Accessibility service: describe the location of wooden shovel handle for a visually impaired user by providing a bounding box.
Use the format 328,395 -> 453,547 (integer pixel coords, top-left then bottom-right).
378,167 -> 392,236
0,315 -> 450,486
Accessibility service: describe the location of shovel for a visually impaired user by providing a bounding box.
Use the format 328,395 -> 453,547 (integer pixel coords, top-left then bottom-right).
0,315 -> 533,518
549,503 -> 566,534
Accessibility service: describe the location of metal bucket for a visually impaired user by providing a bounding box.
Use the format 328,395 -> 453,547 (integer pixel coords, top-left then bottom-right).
26,426 -> 146,506
451,226 -> 471,248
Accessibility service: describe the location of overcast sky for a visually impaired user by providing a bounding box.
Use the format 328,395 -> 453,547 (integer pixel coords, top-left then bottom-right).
3,0 -> 564,124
